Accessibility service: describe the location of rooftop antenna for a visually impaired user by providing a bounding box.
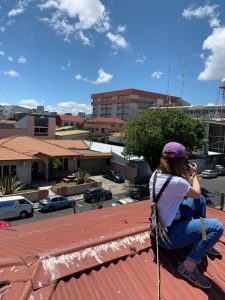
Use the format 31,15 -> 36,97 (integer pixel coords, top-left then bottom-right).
181,59 -> 186,99
167,59 -> 172,106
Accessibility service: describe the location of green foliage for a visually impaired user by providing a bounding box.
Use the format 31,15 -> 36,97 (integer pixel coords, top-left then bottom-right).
75,169 -> 90,184
123,109 -> 206,170
51,158 -> 62,170
0,175 -> 24,195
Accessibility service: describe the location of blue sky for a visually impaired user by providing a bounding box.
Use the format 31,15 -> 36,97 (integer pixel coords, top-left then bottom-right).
0,0 -> 225,115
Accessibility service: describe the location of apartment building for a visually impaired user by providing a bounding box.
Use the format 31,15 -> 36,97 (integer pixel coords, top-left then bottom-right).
91,88 -> 189,121
0,113 -> 56,139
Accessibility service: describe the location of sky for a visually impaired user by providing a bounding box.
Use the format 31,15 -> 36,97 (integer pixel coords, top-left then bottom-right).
0,0 -> 225,115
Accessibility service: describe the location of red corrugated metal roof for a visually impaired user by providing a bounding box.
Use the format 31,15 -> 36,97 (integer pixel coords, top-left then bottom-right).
0,201 -> 224,299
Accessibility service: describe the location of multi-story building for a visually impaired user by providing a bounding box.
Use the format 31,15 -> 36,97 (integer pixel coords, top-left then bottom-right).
161,104 -> 225,120
0,113 -> 56,139
91,88 -> 189,121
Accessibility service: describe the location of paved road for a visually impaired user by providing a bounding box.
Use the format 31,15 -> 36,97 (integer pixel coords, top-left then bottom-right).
199,176 -> 225,208
8,175 -> 225,226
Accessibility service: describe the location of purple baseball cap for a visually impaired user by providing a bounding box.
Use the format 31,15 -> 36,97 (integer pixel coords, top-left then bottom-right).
162,142 -> 188,158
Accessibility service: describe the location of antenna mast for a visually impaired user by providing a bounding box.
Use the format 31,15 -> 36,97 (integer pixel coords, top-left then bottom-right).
167,59 -> 171,106
181,59 -> 186,99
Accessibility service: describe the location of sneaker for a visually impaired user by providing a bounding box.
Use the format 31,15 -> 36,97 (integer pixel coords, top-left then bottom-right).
177,263 -> 211,289
207,247 -> 222,256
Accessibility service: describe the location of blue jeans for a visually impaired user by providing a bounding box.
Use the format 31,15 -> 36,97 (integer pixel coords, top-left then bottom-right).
159,195 -> 224,263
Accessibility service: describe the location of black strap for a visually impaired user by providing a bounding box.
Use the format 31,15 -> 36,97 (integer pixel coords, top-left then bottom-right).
152,172 -> 173,203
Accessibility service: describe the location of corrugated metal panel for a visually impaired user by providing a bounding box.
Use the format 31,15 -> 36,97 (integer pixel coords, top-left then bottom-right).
51,245 -> 225,300
0,201 -> 224,299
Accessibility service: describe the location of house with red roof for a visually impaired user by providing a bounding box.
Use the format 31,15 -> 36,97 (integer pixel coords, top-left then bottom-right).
0,137 -> 111,184
0,201 -> 224,299
84,117 -> 125,137
56,114 -> 85,128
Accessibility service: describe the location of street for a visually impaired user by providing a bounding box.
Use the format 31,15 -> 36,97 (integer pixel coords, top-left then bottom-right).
8,175 -> 225,226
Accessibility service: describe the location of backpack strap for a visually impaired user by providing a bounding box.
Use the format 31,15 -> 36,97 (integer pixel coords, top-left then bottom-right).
152,172 -> 173,204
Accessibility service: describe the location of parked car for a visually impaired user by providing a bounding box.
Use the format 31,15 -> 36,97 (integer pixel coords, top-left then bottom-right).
215,164 -> 224,170
103,169 -> 125,183
84,187 -> 112,203
215,165 -> 225,175
200,169 -> 218,179
38,195 -> 75,212
0,195 -> 34,220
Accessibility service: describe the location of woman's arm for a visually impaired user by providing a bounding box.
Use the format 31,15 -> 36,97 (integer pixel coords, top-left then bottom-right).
186,171 -> 201,199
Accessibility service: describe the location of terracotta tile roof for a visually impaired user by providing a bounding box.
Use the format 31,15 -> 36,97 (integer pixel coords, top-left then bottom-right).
0,201 -> 224,299
0,136 -> 79,157
59,115 -> 84,123
46,139 -> 89,150
86,117 -> 125,124
0,147 -> 34,161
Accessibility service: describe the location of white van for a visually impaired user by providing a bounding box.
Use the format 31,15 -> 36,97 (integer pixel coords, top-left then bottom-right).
0,196 -> 34,220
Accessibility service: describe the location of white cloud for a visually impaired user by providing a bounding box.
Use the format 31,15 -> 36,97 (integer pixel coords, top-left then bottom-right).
8,8 -> 24,17
8,0 -> 31,17
7,56 -> 14,61
92,68 -> 113,85
3,70 -> 20,78
17,56 -> 27,63
46,101 -> 92,115
0,51 -> 5,56
39,0 -> 110,42
75,68 -> 113,85
198,27 -> 225,80
117,24 -> 126,33
79,31 -> 91,45
75,73 -> 88,82
151,71 -> 163,79
182,4 -> 220,28
135,55 -> 146,64
106,32 -> 128,49
19,99 -> 44,108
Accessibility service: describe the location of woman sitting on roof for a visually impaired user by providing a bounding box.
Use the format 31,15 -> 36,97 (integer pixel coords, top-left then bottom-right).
149,141 -> 223,289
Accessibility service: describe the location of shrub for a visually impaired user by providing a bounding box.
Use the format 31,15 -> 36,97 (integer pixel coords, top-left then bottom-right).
75,169 -> 90,184
0,175 -> 24,195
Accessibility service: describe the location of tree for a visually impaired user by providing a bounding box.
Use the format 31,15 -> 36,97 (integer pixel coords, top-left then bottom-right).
123,109 -> 206,171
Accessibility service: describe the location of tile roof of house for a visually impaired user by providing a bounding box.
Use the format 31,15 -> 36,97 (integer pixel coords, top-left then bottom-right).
0,201 -> 224,299
59,115 -> 84,123
47,139 -> 90,150
0,136 -> 79,157
0,147 -> 34,161
86,117 -> 125,124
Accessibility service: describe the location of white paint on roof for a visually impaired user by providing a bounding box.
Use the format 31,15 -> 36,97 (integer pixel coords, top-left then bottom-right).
41,231 -> 150,281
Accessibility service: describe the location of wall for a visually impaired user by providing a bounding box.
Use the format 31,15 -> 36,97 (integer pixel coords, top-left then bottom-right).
1,189 -> 49,202
57,180 -> 102,197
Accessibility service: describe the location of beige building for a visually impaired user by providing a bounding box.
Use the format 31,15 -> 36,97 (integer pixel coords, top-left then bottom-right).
91,88 -> 189,121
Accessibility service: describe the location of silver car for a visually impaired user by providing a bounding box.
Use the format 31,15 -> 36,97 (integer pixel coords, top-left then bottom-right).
38,195 -> 75,212
201,169 -> 218,179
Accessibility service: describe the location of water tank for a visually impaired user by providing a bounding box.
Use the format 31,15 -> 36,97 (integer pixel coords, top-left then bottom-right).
220,79 -> 225,89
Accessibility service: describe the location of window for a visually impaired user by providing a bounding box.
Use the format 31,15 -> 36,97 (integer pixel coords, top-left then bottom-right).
19,199 -> 29,205
64,159 -> 68,171
3,166 -> 9,176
